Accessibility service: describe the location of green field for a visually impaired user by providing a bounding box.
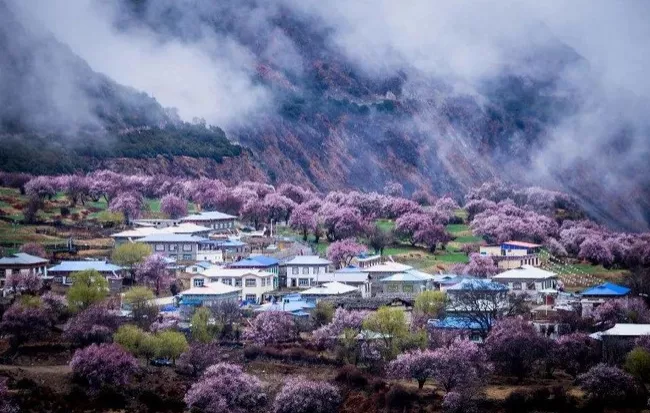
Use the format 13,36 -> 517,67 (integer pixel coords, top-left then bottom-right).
376,219 -> 395,232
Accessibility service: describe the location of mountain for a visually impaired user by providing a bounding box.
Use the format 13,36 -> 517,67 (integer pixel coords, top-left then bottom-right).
1,0 -> 649,231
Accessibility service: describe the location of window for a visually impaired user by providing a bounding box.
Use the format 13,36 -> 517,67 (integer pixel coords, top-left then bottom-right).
235,279 -> 242,287
302,267 -> 309,275
192,267 -> 198,272
222,278 -> 232,285
183,244 -> 192,251
527,282 -> 536,291
512,282 -> 522,290
313,267 -> 320,274
169,255 -> 177,260
245,294 -> 257,302
292,267 -> 299,275
261,278 -> 266,287
169,244 -> 178,251
155,244 -> 165,252
402,284 -> 414,293
387,284 -> 399,292
245,279 -> 257,287
183,254 -> 192,261
298,278 -> 309,287
193,279 -> 204,287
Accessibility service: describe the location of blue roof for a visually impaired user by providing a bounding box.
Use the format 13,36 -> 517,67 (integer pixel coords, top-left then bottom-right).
428,316 -> 484,330
229,256 -> 279,268
446,278 -> 508,292
49,260 -> 122,273
581,282 -> 631,297
200,239 -> 246,247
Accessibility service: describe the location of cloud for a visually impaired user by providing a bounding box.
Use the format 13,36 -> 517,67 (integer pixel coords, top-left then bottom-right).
11,0 -> 273,128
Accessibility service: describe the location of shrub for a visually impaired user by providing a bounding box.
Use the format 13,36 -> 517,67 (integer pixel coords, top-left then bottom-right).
184,363 -> 267,413
0,297 -> 52,349
70,343 -> 138,389
156,330 -> 188,364
0,377 -> 18,413
66,270 -> 109,311
178,342 -> 221,377
384,384 -> 417,411
243,311 -> 297,345
625,347 -> 650,382
63,303 -> 119,345
273,376 -> 341,413
578,363 -> 639,405
334,365 -> 369,388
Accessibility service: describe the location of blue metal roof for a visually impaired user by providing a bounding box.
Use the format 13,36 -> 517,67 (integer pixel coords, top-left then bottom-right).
49,260 -> 122,273
428,316 -> 484,330
229,256 -> 279,268
446,278 -> 508,292
581,282 -> 631,297
337,265 -> 361,273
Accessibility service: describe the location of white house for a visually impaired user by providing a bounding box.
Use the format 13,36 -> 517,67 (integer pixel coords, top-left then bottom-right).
363,261 -> 414,295
313,270 -> 372,298
181,211 -> 237,232
284,255 -> 332,288
191,267 -> 275,303
491,265 -> 558,294
179,281 -> 241,307
301,281 -> 360,299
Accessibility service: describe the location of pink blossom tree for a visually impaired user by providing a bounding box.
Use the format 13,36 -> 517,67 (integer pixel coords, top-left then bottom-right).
0,298 -> 52,349
160,194 -> 188,219
553,333 -> 601,378
19,242 -> 47,258
384,181 -> 404,197
592,297 -> 650,329
184,363 -> 267,413
545,237 -> 567,258
413,222 -> 451,252
63,175 -> 91,206
485,317 -> 551,381
239,181 -> 275,198
387,349 -> 438,389
109,191 -> 144,223
63,303 -> 120,345
4,272 -> 43,295
412,190 -> 435,206
577,363 -> 638,404
288,205 -> 317,241
326,239 -> 367,269
70,343 -> 138,389
344,191 -> 385,219
383,197 -> 422,218
578,237 -> 614,267
312,308 -> 369,348
273,376 -> 341,413
278,183 -> 311,204
463,253 -> 499,277
263,193 -> 297,223
434,197 -> 460,214
464,198 -> 497,220
178,342 -> 222,377
240,198 -> 269,229
319,205 -> 367,241
135,254 -> 172,296
395,212 -> 430,245
243,311 -> 297,345
25,176 -> 56,199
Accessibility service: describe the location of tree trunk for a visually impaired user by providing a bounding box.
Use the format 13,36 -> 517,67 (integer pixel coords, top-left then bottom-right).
418,379 -> 425,389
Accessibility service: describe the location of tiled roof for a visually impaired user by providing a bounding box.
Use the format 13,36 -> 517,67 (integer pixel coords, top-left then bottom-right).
49,260 -> 122,273
0,253 -> 48,265
181,211 -> 237,221
581,282 -> 631,297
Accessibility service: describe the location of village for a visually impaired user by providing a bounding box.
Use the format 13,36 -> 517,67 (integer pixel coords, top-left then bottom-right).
1,173 -> 649,412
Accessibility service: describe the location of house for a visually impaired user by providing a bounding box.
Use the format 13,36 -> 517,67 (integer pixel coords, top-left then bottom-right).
480,241 -> 542,269
131,218 -> 181,229
197,239 -> 248,263
181,211 -> 237,233
301,281 -> 360,300
580,282 -> 631,317
229,256 -> 280,275
111,227 -> 160,245
283,255 -> 332,288
111,224 -> 212,246
491,265 -> 558,295
0,253 -> 49,289
178,281 -> 241,307
313,269 -> 372,298
592,324 -> 650,362
445,278 -> 509,334
428,316 -> 485,343
192,268 -> 275,303
136,234 -> 208,261
363,262 -> 414,294
255,293 -> 315,317
350,253 -> 382,269
378,272 -> 433,295
48,260 -> 124,291
157,223 -> 213,237
184,261 -> 213,274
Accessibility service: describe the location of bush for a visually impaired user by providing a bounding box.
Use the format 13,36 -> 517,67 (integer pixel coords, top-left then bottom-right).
625,347 -> 650,382
384,384 -> 417,411
578,363 -> 642,406
70,343 -> 138,390
273,376 -> 341,413
334,365 -> 369,388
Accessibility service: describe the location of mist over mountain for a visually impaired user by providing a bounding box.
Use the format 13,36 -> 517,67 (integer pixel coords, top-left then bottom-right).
1,0 -> 650,231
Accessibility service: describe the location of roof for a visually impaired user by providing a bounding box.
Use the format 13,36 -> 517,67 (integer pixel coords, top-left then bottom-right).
0,253 -> 48,265
600,324 -> 650,337
319,272 -> 370,283
356,253 -> 381,262
446,278 -> 508,292
581,282 -> 631,297
364,262 -> 413,273
302,281 -> 359,296
428,316 -> 484,330
111,227 -> 159,238
49,260 -> 122,273
284,255 -> 331,265
201,268 -> 274,279
404,269 -> 435,280
181,211 -> 237,221
180,282 -> 241,296
229,256 -> 279,268
431,274 -> 462,283
379,272 -> 431,283
157,223 -> 213,234
337,265 -> 362,273
493,265 -> 557,280
255,299 -> 315,313
137,234 -> 208,243
199,239 -> 246,247
502,241 -> 542,248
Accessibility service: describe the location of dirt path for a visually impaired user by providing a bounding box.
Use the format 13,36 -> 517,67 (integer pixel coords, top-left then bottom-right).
0,364 -> 71,374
